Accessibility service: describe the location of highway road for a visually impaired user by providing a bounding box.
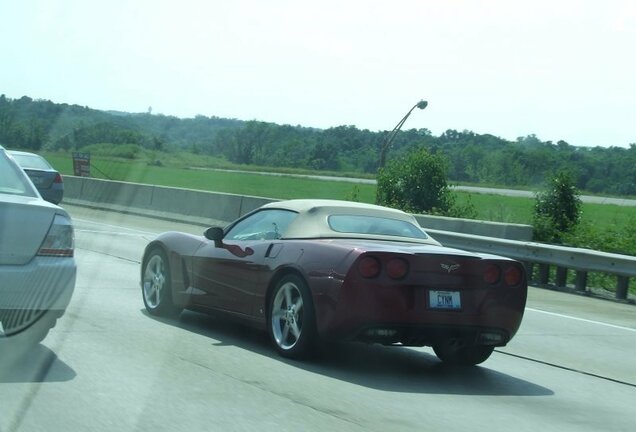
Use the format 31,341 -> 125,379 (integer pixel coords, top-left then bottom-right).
1,205 -> 635,432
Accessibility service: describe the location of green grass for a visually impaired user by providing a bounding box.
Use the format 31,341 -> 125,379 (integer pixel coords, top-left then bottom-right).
43,153 -> 377,203
455,193 -> 534,224
43,151 -> 636,230
455,192 -> 636,231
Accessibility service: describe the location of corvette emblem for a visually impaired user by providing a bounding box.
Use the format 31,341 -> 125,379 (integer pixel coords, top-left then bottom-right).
441,263 -> 460,273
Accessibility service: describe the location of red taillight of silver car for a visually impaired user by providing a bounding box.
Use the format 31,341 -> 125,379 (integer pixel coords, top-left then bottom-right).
37,214 -> 74,257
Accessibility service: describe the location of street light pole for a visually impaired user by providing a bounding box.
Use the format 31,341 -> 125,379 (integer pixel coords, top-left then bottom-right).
377,100 -> 428,169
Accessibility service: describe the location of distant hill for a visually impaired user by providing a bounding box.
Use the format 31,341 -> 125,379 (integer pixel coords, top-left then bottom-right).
1,94 -> 634,195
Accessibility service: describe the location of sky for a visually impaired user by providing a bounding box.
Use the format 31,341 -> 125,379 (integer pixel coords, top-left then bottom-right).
1,0 -> 634,148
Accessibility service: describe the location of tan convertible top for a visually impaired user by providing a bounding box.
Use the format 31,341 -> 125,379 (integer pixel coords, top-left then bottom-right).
261,199 -> 441,245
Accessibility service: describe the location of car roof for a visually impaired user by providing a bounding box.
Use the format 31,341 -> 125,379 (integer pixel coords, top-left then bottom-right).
7,149 -> 40,157
262,199 -> 410,216
261,199 -> 440,245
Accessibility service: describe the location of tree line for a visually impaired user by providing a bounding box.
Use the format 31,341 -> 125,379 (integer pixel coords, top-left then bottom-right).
1,94 -> 634,195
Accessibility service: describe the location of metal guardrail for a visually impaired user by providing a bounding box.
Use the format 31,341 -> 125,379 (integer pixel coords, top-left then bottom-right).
428,229 -> 636,300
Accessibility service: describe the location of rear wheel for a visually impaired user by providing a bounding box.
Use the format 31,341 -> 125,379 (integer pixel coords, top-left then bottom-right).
0,310 -> 60,369
433,341 -> 494,366
142,248 -> 182,317
268,274 -> 317,359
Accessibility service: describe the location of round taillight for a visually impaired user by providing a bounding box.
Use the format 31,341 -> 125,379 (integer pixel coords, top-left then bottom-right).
504,266 -> 522,286
483,264 -> 501,285
358,256 -> 381,278
386,258 -> 409,280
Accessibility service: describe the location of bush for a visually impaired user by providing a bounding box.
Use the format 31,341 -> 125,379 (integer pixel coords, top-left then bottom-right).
533,171 -> 582,242
376,148 -> 475,217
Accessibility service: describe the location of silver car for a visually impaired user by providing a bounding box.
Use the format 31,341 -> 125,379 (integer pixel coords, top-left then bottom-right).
0,145 -> 76,362
7,150 -> 64,204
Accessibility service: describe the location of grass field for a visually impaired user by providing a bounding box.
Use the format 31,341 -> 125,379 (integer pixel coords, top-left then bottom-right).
43,152 -> 636,231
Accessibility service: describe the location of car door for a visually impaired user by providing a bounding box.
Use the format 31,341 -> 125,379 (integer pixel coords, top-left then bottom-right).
191,209 -> 297,317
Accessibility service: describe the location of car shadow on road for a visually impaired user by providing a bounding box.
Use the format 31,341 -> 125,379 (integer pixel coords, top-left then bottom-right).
144,309 -> 553,397
0,344 -> 76,383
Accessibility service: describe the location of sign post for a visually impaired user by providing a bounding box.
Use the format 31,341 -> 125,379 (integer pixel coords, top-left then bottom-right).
72,152 -> 91,177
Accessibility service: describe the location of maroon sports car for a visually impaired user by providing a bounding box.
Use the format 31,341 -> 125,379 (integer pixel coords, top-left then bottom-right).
141,199 -> 527,365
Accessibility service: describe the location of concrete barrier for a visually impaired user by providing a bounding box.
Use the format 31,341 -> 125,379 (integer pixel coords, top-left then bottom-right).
80,178 -> 154,209
63,176 -> 278,226
63,176 -> 531,240
414,214 -> 533,241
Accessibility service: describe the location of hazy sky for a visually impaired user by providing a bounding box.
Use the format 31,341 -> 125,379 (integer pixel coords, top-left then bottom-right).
1,0 -> 634,147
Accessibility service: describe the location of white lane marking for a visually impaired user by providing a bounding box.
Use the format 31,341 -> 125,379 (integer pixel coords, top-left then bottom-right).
73,217 -> 159,235
526,307 -> 636,333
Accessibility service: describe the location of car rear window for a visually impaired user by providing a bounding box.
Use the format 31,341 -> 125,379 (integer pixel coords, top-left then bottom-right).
328,214 -> 429,239
0,151 -> 39,197
9,152 -> 52,170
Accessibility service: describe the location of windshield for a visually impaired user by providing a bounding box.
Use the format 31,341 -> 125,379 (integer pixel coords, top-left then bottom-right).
9,152 -> 53,170
328,214 -> 429,239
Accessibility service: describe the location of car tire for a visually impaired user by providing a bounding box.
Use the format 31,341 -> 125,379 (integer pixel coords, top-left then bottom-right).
268,274 -> 317,359
433,341 -> 494,366
142,248 -> 182,317
0,310 -> 60,369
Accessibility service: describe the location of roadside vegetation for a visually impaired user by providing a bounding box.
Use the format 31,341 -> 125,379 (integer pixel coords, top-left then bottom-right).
2,95 -> 636,196
3,95 -> 635,295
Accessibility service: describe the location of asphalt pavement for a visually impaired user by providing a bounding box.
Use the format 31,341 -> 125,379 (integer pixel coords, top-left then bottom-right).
0,205 -> 634,432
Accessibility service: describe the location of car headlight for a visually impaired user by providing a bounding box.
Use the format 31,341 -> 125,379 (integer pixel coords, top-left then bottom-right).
37,214 -> 74,257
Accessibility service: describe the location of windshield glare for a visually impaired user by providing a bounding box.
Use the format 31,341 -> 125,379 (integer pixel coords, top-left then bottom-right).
0,151 -> 38,197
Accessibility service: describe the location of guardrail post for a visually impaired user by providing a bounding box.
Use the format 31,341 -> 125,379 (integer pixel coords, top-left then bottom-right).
555,267 -> 568,288
524,262 -> 534,282
575,271 -> 588,292
538,264 -> 550,284
616,276 -> 629,300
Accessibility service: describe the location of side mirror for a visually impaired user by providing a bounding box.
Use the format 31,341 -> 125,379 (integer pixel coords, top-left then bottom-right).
204,226 -> 224,247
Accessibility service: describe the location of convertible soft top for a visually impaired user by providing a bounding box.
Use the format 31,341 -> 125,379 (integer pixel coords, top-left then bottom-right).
261,199 -> 441,245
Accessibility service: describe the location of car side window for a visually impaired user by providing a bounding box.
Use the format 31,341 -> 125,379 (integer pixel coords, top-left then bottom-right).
225,209 -> 297,241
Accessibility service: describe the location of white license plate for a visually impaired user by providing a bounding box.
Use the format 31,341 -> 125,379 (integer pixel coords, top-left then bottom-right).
429,290 -> 461,310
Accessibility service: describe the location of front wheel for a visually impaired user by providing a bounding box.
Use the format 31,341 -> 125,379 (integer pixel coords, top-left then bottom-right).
433,341 -> 494,366
268,274 -> 317,359
142,248 -> 182,317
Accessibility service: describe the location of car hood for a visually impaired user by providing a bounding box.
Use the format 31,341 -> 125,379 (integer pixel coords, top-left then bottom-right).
0,194 -> 63,265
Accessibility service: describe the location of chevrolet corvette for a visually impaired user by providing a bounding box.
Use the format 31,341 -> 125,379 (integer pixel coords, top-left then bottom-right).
141,199 -> 527,365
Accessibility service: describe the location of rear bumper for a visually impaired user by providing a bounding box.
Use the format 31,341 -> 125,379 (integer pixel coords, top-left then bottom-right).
0,256 -> 76,311
40,185 -> 64,205
313,278 -> 526,346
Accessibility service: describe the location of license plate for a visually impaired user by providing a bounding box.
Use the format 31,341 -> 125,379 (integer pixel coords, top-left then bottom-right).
429,290 -> 461,310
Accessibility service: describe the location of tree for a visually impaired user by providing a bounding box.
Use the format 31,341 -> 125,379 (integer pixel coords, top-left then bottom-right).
533,171 -> 582,242
376,148 -> 456,214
